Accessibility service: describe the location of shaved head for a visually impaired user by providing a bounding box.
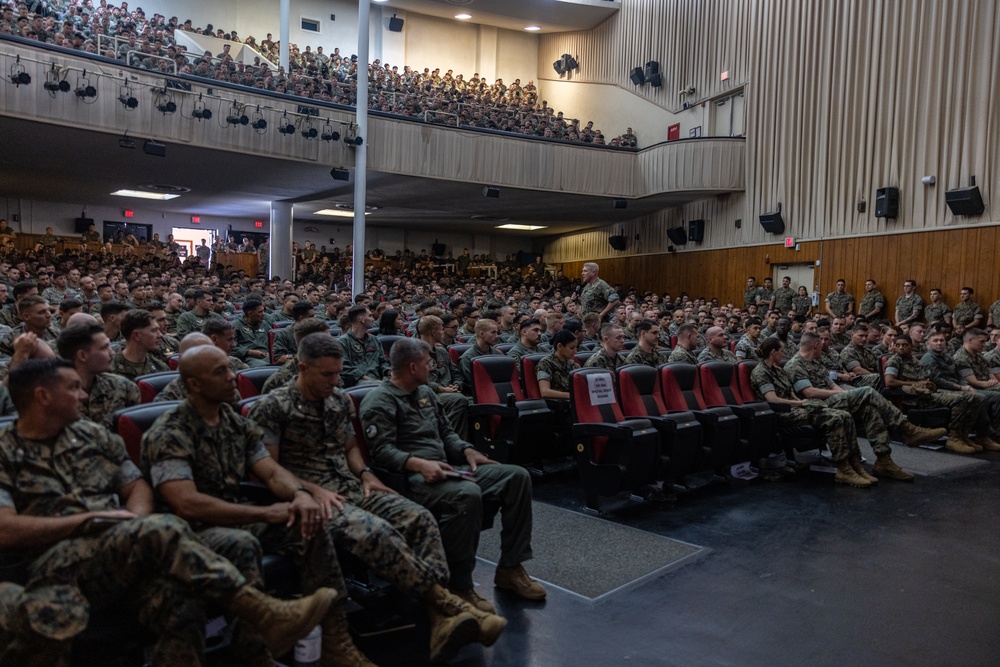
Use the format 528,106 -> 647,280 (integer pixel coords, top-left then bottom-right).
179,332 -> 212,354
705,326 -> 724,338
179,344 -> 227,382
66,312 -> 99,328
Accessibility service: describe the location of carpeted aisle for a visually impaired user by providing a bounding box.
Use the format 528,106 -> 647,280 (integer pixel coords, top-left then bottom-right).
476,501 -> 704,602
857,439 -> 990,476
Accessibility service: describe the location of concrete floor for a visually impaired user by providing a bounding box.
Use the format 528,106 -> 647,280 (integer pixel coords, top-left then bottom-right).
356,453 -> 1000,667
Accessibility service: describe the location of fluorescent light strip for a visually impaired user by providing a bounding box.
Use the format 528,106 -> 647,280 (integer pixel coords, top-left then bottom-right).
455,14 -> 472,20
524,26 -> 541,31
111,189 -> 180,200
496,224 -> 547,231
313,209 -> 371,218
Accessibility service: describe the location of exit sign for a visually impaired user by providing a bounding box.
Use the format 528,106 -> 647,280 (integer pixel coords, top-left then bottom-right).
721,70 -> 729,81
784,237 -> 795,248
255,221 -> 263,228
191,216 -> 201,224
123,209 -> 134,218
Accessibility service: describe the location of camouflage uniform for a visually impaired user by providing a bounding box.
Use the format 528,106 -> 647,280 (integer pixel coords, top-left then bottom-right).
624,345 -> 666,368
749,362 -> 859,462
896,294 -> 924,322
870,343 -> 891,358
232,318 -> 271,367
785,353 -> 906,456
109,350 -> 169,381
825,291 -> 855,317
743,285 -> 761,309
953,347 -> 993,386
734,335 -> 762,361
697,347 -> 737,363
0,304 -> 20,329
360,380 -> 534,592
924,300 -> 951,324
142,401 -> 346,600
0,325 -> 58,359
791,295 -> 812,315
534,353 -> 580,392
0,384 -> 14,416
580,278 -> 619,320
756,287 -> 774,308
667,346 -> 699,365
155,358 -> 245,404
261,358 -> 297,394
459,344 -> 500,394
773,287 -> 795,314
952,301 -> 983,330
858,290 -> 887,319
246,383 -> 450,598
0,419 -> 254,665
83,372 -> 141,429
151,334 -> 180,366
338,331 -> 389,387
885,353 -> 979,431
584,347 -> 623,372
838,344 -> 882,388
922,350 -> 1000,437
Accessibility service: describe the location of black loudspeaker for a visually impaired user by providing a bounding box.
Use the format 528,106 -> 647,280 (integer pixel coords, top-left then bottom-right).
483,187 -> 500,198
688,219 -> 705,243
74,217 -> 94,233
874,187 -> 899,218
432,243 -> 445,256
388,15 -> 404,32
645,61 -> 659,78
649,73 -> 662,87
608,235 -> 627,251
946,186 -> 985,216
611,199 -> 627,209
666,226 -> 687,245
759,212 -> 785,234
553,60 -> 565,75
630,67 -> 645,86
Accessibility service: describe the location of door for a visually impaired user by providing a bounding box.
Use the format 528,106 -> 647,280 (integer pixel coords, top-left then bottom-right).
772,263 -> 816,306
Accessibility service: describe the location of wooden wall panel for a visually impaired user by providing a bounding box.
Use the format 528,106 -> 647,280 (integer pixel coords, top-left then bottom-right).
560,226 -> 1000,312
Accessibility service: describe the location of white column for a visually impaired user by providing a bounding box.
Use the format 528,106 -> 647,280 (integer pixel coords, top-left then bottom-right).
269,201 -> 293,280
351,0 -> 369,297
279,0 -> 290,73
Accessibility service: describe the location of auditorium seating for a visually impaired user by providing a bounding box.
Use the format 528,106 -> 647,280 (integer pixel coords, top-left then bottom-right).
697,361 -> 778,465
877,355 -> 950,431
135,371 -> 179,403
737,360 -> 826,455
236,366 -> 280,399
659,364 -> 740,474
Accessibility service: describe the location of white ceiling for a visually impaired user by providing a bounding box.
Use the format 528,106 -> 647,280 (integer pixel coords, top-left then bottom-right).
376,0 -> 620,34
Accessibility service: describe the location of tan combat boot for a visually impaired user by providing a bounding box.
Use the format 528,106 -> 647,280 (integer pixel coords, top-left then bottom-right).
320,610 -> 377,667
850,458 -> 878,484
226,585 -> 337,658
427,607 -> 480,663
834,461 -> 872,488
494,565 -> 546,601
452,587 -> 496,613
972,434 -> 1000,451
872,454 -> 915,481
899,422 -> 947,447
427,584 -> 507,648
945,434 -> 977,454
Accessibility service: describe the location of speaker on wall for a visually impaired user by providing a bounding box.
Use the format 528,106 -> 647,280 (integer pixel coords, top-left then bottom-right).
759,212 -> 785,234
874,186 -> 899,218
666,226 -> 687,245
688,219 -> 705,243
945,186 -> 985,216
74,217 -> 94,233
431,242 -> 446,256
630,67 -> 645,86
388,15 -> 404,32
608,235 -> 627,251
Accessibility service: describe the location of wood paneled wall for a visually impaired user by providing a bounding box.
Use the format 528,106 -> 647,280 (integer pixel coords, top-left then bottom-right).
560,225 -> 1000,312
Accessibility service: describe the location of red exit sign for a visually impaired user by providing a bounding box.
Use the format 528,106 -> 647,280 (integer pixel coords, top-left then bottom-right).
784,237 -> 795,248
255,221 -> 263,228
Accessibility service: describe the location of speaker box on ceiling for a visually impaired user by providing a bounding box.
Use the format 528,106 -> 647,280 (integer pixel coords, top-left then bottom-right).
874,187 -> 899,219
432,243 -> 446,256
945,186 -> 985,216
666,226 -> 688,245
688,219 -> 705,243
608,235 -> 627,251
629,67 -> 645,86
74,217 -> 94,233
759,212 -> 785,234
388,16 -> 404,32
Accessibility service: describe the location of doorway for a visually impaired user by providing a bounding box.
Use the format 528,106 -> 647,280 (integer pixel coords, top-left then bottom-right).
172,227 -> 216,259
772,263 -> 816,300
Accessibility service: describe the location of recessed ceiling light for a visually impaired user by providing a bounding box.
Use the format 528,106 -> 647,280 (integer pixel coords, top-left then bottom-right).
111,189 -> 180,200
496,223 -> 547,231
524,25 -> 541,31
314,209 -> 372,218
455,13 -> 472,20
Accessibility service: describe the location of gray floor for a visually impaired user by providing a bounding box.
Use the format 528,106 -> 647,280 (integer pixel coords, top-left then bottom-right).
357,448 -> 1000,667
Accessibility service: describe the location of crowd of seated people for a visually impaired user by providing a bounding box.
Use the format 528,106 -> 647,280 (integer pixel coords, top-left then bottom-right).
0,0 -> 638,146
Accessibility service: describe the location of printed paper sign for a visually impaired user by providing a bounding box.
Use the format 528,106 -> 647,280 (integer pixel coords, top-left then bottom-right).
586,373 -> 616,405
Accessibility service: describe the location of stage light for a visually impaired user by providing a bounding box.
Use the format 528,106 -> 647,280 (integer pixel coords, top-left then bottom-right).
251,105 -> 267,131
321,121 -> 340,142
192,94 -> 212,120
9,56 -> 30,86
75,71 -> 97,98
118,81 -> 138,109
278,113 -> 295,134
156,90 -> 176,114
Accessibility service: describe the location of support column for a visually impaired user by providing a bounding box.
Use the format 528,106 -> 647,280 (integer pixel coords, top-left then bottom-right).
351,0 -> 370,297
279,0 -> 290,73
270,201 -> 293,280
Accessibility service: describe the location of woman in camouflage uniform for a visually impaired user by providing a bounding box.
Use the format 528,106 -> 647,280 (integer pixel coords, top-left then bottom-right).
536,329 -> 581,400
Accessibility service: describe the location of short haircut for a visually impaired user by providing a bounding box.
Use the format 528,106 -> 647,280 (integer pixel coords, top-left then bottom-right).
759,336 -> 783,357
389,337 -> 431,372
298,332 -> 344,363
417,315 -> 442,336
347,305 -> 369,324
896,334 -> 913,345
121,309 -> 156,339
57,323 -> 104,360
582,312 -> 600,326
519,317 -> 541,332
798,331 -> 820,348
562,318 -> 583,334
202,318 -> 233,337
291,301 -> 315,319
13,281 -> 38,299
474,318 -> 497,335
634,319 -> 655,335
551,329 -> 577,348
964,327 -> 987,342
192,289 -> 211,301
17,294 -> 48,315
851,324 -> 869,333
745,317 -> 762,327
962,287 -> 974,294
8,358 -> 75,412
462,305 -> 480,318
242,298 -> 263,312
292,317 -> 331,344
676,323 -> 698,337
100,301 -> 132,320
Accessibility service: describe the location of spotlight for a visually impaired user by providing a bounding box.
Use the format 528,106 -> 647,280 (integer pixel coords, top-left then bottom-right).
250,106 -> 267,131
277,114 -> 295,135
226,113 -> 249,125
75,71 -> 97,98
9,56 -> 30,86
483,186 -> 500,198
320,122 -> 340,142
192,94 -> 212,120
118,82 -> 138,109
156,91 -> 177,114
43,66 -> 70,93
301,122 -> 318,139
330,167 -> 350,181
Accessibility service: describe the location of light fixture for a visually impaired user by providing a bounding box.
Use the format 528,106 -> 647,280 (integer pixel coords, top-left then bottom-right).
301,120 -> 318,139
226,102 -> 248,125
313,209 -> 371,218
611,199 -> 627,209
524,25 -> 541,31
251,105 -> 267,131
277,113 -> 295,135
496,224 -> 547,231
75,70 -> 97,98
43,65 -> 70,93
191,94 -> 212,120
455,13 -> 472,20
8,56 -> 30,86
118,80 -> 138,109
119,133 -> 136,149
143,140 -> 166,157
483,186 -> 500,198
321,121 -> 340,142
330,167 -> 350,181
156,89 -> 176,114
111,189 -> 180,200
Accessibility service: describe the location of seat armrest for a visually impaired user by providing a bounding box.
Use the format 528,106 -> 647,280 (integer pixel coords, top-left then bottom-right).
469,404 -> 518,419
572,422 -> 633,439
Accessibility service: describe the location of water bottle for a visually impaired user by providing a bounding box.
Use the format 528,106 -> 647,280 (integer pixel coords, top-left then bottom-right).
506,392 -> 517,408
294,625 -> 321,666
